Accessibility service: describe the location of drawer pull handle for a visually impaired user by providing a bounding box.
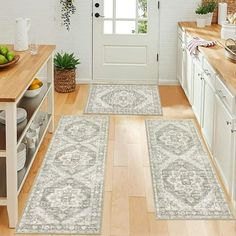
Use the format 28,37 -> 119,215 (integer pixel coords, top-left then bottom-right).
231,129 -> 236,133
226,121 -> 232,125
218,90 -> 226,98
204,69 -> 211,76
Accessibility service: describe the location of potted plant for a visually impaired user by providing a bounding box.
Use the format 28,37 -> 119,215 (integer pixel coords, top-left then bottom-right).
54,52 -> 80,93
195,5 -> 208,28
205,1 -> 218,25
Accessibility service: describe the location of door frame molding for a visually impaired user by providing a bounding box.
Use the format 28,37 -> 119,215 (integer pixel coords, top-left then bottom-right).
91,0 -> 161,84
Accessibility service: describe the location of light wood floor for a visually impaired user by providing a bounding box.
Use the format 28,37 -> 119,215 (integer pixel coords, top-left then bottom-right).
0,85 -> 235,236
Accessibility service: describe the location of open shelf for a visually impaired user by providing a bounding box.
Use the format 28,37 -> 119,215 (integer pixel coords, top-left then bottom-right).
0,113 -> 51,197
0,83 -> 52,151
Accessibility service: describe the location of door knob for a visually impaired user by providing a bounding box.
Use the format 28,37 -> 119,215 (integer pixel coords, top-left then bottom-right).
95,3 -> 100,7
95,13 -> 104,18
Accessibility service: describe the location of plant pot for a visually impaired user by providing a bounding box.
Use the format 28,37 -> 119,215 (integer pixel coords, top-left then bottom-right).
196,14 -> 207,28
206,12 -> 213,26
54,68 -> 76,93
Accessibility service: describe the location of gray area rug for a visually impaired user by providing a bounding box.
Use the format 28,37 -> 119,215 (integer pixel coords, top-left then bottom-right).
85,84 -> 162,115
17,116 -> 109,234
146,119 -> 233,219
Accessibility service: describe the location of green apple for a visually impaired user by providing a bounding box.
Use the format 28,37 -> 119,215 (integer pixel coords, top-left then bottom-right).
0,45 -> 9,56
0,55 -> 8,64
6,51 -> 14,61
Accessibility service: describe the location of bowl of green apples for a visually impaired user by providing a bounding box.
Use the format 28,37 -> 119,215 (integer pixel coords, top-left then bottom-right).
0,45 -> 20,68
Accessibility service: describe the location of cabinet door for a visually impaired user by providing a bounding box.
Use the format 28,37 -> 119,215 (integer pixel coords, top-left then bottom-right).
192,61 -> 203,124
177,36 -> 183,84
186,51 -> 193,104
202,75 -> 215,151
214,95 -> 234,195
181,44 -> 187,93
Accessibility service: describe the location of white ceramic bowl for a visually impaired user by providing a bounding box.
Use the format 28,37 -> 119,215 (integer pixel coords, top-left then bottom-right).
24,84 -> 43,98
17,143 -> 26,171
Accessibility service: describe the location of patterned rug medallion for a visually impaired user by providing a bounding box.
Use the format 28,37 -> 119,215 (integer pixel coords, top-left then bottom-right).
85,84 -> 162,115
17,116 -> 109,234
146,120 -> 233,219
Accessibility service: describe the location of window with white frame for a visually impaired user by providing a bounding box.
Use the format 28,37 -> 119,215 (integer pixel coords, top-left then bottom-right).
104,0 -> 148,35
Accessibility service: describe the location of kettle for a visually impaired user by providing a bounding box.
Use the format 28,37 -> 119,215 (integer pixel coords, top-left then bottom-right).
14,18 -> 31,51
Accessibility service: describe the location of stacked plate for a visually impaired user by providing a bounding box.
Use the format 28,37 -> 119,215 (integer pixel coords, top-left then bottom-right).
0,108 -> 27,125
17,143 -> 26,171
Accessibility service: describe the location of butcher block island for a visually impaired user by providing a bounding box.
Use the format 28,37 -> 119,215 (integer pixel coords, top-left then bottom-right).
0,45 -> 55,228
178,22 -> 236,212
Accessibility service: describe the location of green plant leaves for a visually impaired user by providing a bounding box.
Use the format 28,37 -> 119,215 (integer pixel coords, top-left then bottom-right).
54,52 -> 80,69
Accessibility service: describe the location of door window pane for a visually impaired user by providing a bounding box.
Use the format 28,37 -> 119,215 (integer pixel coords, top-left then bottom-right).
104,20 -> 113,34
116,21 -> 135,34
138,20 -> 147,34
104,0 -> 113,18
138,0 -> 147,19
116,0 -> 136,19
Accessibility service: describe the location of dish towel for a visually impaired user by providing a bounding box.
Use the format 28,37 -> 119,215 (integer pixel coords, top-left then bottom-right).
187,37 -> 216,55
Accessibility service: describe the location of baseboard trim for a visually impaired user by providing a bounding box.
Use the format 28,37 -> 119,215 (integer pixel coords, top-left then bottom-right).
76,78 -> 160,85
159,79 -> 180,85
76,77 -> 179,85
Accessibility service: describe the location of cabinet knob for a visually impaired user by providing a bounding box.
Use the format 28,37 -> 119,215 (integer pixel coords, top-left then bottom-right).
204,69 -> 211,76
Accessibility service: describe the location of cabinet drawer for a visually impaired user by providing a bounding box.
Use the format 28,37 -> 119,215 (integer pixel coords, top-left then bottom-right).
193,52 -> 203,66
215,75 -> 235,114
178,27 -> 185,42
203,59 -> 216,83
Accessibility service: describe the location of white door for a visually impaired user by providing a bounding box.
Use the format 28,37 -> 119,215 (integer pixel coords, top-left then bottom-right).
93,0 -> 159,82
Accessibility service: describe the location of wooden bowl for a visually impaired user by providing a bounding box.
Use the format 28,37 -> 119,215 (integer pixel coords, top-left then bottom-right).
0,55 -> 20,68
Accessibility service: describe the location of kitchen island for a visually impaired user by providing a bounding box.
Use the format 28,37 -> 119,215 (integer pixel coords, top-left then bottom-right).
0,45 -> 55,228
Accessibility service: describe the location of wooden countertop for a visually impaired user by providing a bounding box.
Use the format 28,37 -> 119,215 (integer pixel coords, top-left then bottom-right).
179,22 -> 236,95
0,45 -> 55,102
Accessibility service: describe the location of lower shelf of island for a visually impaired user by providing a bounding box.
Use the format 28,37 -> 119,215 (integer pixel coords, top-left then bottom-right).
0,113 -> 52,198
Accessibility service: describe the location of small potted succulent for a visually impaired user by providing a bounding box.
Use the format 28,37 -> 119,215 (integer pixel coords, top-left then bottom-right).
205,0 -> 217,25
195,4 -> 208,28
54,52 -> 80,93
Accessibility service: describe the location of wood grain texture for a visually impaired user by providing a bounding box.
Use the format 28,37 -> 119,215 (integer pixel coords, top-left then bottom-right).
179,22 -> 236,96
0,85 -> 235,236
0,45 -> 55,102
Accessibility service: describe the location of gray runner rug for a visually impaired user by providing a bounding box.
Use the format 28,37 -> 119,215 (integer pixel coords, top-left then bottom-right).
85,84 -> 162,115
146,119 -> 233,220
17,116 -> 109,234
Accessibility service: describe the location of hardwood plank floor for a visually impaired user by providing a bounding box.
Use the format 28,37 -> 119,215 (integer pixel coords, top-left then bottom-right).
0,85 -> 235,236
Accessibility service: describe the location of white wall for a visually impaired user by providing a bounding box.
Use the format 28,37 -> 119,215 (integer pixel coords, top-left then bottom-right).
159,0 -> 201,84
0,0 -> 200,84
0,0 -> 92,81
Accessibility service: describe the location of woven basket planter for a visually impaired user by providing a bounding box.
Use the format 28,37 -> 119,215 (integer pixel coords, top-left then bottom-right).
54,68 -> 76,93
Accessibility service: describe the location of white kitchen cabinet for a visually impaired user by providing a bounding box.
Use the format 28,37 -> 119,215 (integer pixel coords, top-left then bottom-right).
192,60 -> 203,125
214,94 -> 235,196
177,35 -> 183,84
201,65 -> 216,152
185,50 -> 193,104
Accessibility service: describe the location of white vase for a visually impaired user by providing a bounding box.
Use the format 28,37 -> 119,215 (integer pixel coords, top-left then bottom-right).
206,12 -> 213,26
196,14 -> 207,28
